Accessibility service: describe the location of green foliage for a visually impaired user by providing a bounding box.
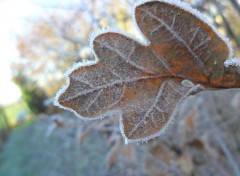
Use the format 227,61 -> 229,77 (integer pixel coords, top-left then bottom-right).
0,107 -> 8,130
13,74 -> 48,114
4,101 -> 29,127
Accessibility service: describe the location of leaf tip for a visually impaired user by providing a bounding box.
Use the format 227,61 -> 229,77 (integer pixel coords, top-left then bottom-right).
134,0 -> 234,59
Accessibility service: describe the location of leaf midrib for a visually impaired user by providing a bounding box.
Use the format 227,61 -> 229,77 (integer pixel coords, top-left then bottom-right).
61,74 -> 200,102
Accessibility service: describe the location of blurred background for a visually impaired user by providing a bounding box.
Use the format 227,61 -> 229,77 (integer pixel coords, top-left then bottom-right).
0,0 -> 240,175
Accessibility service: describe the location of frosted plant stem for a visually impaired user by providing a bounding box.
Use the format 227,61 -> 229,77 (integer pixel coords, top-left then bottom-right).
197,94 -> 240,176
197,114 -> 239,136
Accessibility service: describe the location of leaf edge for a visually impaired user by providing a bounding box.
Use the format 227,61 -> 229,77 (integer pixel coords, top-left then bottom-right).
133,0 -> 234,61
53,0 -> 233,141
119,83 -> 204,144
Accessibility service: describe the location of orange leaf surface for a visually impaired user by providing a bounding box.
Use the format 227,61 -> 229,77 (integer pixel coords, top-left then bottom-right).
54,0 -> 240,143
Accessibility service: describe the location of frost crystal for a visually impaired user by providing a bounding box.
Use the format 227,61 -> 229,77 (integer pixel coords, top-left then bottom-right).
224,59 -> 240,67
54,0 -> 240,144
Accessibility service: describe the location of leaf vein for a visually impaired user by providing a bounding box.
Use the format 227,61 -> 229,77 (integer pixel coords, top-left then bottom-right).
96,40 -> 154,74
85,89 -> 104,111
141,9 -> 209,76
128,80 -> 168,137
152,51 -> 171,71
71,75 -> 94,88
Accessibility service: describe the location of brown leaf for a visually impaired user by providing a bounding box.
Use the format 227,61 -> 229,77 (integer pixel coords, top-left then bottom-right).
55,1 -> 240,143
123,144 -> 136,164
149,143 -> 175,165
176,153 -> 194,175
144,144 -> 178,176
105,139 -> 121,169
187,139 -> 204,150
144,156 -> 169,176
76,125 -> 94,145
181,109 -> 197,133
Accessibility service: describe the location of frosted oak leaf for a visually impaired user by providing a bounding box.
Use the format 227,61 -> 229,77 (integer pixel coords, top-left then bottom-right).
54,0 -> 240,144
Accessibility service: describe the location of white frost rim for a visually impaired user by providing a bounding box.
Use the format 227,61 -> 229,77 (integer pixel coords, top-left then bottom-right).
121,84 -> 204,144
54,0 -> 235,143
224,58 -> 240,67
133,0 -> 234,59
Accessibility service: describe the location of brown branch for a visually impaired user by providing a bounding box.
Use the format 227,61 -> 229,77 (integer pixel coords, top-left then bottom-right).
229,0 -> 240,16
